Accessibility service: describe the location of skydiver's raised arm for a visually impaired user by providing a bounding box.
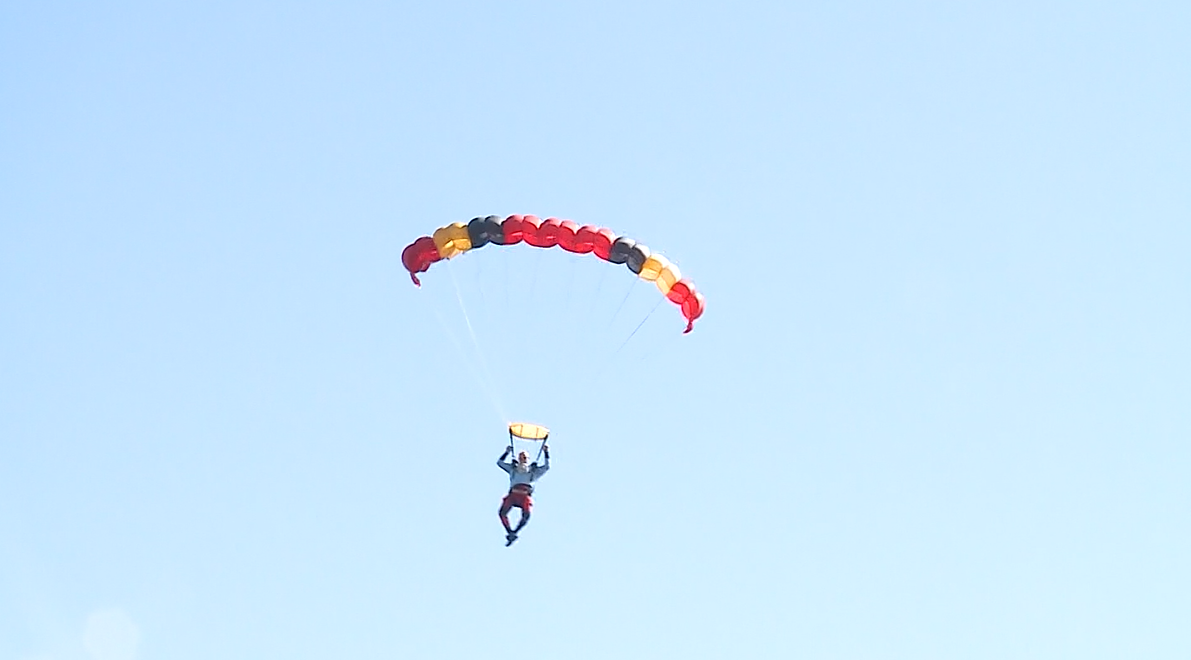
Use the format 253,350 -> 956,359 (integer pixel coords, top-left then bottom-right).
497,445 -> 514,473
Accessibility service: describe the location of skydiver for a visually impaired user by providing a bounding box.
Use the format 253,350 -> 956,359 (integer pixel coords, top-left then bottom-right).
497,444 -> 550,546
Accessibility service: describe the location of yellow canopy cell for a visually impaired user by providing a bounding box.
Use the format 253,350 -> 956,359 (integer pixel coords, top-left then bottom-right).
636,254 -> 671,282
653,261 -> 682,295
433,223 -> 472,258
638,254 -> 682,293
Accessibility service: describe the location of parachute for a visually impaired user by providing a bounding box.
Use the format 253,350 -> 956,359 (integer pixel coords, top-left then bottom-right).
401,215 -> 705,333
508,422 -> 550,441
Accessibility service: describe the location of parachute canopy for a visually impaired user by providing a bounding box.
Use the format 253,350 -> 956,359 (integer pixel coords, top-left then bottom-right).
508,422 -> 550,441
401,214 -> 705,333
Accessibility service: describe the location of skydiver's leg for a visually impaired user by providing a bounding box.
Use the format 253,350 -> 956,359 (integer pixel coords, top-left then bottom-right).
512,494 -> 533,533
498,495 -> 514,534
513,507 -> 531,533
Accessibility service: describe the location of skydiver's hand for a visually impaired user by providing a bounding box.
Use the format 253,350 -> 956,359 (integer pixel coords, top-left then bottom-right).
543,444 -> 550,458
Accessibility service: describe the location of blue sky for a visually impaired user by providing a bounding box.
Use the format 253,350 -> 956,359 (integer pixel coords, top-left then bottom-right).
2,1 -> 1189,658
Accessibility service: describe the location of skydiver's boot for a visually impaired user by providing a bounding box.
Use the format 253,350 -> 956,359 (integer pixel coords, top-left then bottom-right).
505,532 -> 518,546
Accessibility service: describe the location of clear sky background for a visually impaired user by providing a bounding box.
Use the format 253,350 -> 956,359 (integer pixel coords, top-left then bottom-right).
2,1 -> 1189,659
